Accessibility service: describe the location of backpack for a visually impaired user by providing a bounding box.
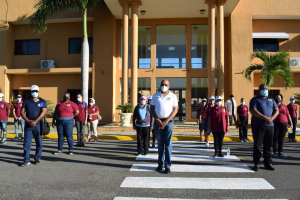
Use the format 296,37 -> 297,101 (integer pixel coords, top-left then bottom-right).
76,101 -> 86,109
38,98 -> 50,135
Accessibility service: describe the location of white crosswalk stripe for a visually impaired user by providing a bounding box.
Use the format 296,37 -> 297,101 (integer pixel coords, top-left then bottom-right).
114,198 -> 287,200
149,147 -> 226,153
172,143 -> 214,148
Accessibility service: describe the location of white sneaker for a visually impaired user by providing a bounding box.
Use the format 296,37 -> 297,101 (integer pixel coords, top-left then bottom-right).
205,143 -> 209,148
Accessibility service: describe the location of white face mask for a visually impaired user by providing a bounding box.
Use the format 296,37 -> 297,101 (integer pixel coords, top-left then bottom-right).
210,100 -> 215,104
140,100 -> 146,105
203,102 -> 206,106
89,103 -> 94,106
77,98 -> 82,102
0,98 -> 2,102
241,102 -> 245,105
216,101 -> 221,106
161,85 -> 168,92
291,100 -> 295,104
17,98 -> 21,102
231,97 -> 234,100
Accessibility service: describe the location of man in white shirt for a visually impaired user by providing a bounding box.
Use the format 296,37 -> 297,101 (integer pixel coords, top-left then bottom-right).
150,80 -> 178,174
225,94 -> 237,125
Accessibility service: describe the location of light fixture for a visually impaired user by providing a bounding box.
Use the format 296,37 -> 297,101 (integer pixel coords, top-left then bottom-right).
140,10 -> 146,15
168,47 -> 175,51
193,27 -> 198,31
200,9 -> 205,14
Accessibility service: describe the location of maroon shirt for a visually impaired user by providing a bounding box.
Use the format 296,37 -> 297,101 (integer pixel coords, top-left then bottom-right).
274,104 -> 289,123
237,105 -> 249,117
202,104 -> 214,122
75,101 -> 87,122
287,103 -> 297,118
87,105 -> 99,121
209,105 -> 229,133
13,101 -> 23,118
197,105 -> 205,118
0,101 -> 10,120
55,101 -> 79,118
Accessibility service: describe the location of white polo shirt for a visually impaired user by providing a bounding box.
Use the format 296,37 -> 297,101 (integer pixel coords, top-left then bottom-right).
150,91 -> 178,119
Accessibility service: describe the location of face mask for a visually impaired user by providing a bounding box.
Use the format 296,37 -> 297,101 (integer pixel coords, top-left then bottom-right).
161,85 -> 168,92
89,103 -> 94,106
203,102 -> 206,106
140,100 -> 146,105
231,97 -> 234,100
275,99 -> 282,104
0,98 -> 2,102
63,96 -> 70,101
291,100 -> 295,104
31,92 -> 38,98
260,89 -> 268,97
77,98 -> 82,102
17,98 -> 21,102
210,100 -> 215,104
216,101 -> 221,106
241,102 -> 245,106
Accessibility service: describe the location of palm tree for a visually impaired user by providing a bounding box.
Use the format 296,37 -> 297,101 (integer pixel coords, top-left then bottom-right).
244,50 -> 294,90
29,0 -> 102,103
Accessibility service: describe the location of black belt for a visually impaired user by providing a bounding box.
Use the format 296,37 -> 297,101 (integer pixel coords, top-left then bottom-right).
159,118 -> 173,123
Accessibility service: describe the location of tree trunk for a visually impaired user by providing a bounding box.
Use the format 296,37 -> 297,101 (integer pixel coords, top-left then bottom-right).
81,9 -> 89,103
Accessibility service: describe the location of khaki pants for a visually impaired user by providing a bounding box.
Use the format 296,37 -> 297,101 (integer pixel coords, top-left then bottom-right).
87,120 -> 98,139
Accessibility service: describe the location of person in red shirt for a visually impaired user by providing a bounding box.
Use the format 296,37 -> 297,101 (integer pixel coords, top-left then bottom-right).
208,96 -> 229,158
197,98 -> 207,142
200,96 -> 215,148
52,92 -> 79,155
13,95 -> 25,140
273,94 -> 293,157
86,98 -> 99,142
287,96 -> 297,142
75,93 -> 88,146
0,93 -> 11,144
236,98 -> 249,142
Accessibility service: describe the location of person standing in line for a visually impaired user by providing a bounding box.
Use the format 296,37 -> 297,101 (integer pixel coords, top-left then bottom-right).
13,95 -> 25,140
287,97 -> 297,142
75,93 -> 88,146
225,94 -> 237,125
236,98 -> 249,142
148,96 -> 156,148
197,98 -> 207,142
273,94 -> 293,157
200,96 -> 215,148
208,96 -> 229,157
150,79 -> 178,174
133,95 -> 154,155
86,98 -> 99,142
250,84 -> 279,171
20,85 -> 47,166
52,92 -> 79,155
0,93 -> 10,144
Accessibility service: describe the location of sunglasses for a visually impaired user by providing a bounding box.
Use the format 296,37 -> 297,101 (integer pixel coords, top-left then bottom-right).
31,90 -> 39,93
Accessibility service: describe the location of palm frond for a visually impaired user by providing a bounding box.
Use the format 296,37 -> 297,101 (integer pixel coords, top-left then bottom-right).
250,50 -> 269,62
244,64 -> 263,82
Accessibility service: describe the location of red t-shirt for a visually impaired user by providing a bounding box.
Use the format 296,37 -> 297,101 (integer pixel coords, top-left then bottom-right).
75,101 -> 87,122
274,104 -> 289,123
208,105 -> 229,133
0,101 -> 10,120
202,104 -> 214,121
87,105 -> 99,121
55,101 -> 79,118
197,105 -> 205,118
237,105 -> 249,117
287,103 -> 297,118
13,102 -> 23,118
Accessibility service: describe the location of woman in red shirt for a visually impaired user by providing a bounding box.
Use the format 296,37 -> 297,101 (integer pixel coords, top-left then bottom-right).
52,92 -> 79,155
86,98 -> 99,142
273,94 -> 293,157
208,96 -> 229,158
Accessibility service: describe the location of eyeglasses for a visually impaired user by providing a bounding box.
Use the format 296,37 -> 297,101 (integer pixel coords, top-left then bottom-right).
31,90 -> 38,93
161,84 -> 169,86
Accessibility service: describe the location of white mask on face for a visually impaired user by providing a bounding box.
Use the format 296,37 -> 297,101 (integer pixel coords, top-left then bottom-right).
161,85 -> 168,92
140,100 -> 146,105
210,100 -> 215,104
216,101 -> 221,106
203,102 -> 206,106
241,102 -> 245,105
0,98 -> 2,102
291,100 -> 295,104
77,98 -> 82,102
231,97 -> 234,100
17,98 -> 21,102
89,103 -> 93,106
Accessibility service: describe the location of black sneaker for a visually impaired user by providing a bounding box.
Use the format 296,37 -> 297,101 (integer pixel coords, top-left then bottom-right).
264,164 -> 275,170
34,160 -> 40,165
20,137 -> 24,140
213,154 -> 218,158
81,142 -> 85,147
218,154 -> 225,157
156,165 -> 163,171
14,137 -> 18,140
76,142 -> 80,146
253,164 -> 259,171
69,150 -> 74,155
20,161 -> 30,167
152,144 -> 155,148
165,167 -> 171,174
292,139 -> 297,142
53,151 -> 62,155
243,139 -> 248,142
289,139 -> 292,142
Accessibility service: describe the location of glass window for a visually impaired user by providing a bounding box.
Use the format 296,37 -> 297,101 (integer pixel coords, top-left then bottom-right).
253,39 -> 278,52
69,38 -> 93,54
15,40 -> 40,55
156,25 -> 186,69
120,26 -> 151,69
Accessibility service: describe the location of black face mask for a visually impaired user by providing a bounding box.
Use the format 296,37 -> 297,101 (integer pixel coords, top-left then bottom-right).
275,99 -> 282,103
63,96 -> 70,101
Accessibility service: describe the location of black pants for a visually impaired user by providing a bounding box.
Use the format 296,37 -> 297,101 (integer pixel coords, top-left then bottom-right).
212,132 -> 225,154
75,121 -> 85,143
252,124 -> 274,165
136,127 -> 150,154
273,123 -> 287,153
239,116 -> 248,140
289,117 -> 297,139
152,129 -> 156,144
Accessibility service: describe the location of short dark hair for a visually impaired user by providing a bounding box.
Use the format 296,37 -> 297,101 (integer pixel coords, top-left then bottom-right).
274,94 -> 283,100
77,93 -> 83,97
64,92 -> 70,96
241,98 -> 245,101
230,95 -> 234,98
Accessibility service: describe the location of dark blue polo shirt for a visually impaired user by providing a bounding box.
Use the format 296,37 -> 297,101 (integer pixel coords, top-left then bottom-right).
249,95 -> 278,126
22,99 -> 47,124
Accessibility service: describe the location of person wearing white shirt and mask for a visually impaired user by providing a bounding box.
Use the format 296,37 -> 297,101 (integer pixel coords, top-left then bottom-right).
150,80 -> 178,174
225,94 -> 237,125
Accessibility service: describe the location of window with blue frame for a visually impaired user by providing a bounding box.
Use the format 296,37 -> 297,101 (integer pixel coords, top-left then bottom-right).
15,40 -> 40,55
253,39 -> 278,52
69,38 -> 93,54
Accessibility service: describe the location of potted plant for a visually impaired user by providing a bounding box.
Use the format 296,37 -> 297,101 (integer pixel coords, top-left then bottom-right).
116,103 -> 134,127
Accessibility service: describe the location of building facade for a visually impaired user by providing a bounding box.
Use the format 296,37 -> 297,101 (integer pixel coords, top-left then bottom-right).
1,0 -> 300,122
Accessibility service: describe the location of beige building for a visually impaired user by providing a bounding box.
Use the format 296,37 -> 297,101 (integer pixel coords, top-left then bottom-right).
1,0 -> 300,123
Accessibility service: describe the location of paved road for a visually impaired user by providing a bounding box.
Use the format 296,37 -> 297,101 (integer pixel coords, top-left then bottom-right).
0,138 -> 299,200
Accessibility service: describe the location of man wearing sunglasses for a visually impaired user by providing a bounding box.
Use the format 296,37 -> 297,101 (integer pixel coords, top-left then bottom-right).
150,79 -> 178,174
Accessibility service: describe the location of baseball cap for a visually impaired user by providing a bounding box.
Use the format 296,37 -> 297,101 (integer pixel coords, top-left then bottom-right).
31,85 -> 39,91
216,96 -> 223,101
290,96 -> 295,100
202,98 -> 207,101
0,93 -> 4,97
209,96 -> 215,100
148,96 -> 152,100
17,95 -> 22,98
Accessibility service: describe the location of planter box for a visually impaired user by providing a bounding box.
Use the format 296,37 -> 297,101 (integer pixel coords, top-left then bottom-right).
119,113 -> 132,127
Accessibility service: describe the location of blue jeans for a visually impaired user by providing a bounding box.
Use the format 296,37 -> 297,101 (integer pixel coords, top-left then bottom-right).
229,114 -> 236,125
56,119 -> 74,151
0,120 -> 8,142
154,120 -> 174,168
24,123 -> 42,162
14,118 -> 25,138
289,117 -> 297,139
